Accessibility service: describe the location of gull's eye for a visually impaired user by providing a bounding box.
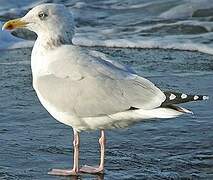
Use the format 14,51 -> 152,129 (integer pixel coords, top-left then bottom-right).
38,11 -> 48,20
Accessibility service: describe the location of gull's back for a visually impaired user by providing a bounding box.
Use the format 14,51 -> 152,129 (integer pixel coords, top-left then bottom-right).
32,44 -> 168,130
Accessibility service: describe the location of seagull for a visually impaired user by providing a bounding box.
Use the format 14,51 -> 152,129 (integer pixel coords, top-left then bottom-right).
2,3 -> 209,176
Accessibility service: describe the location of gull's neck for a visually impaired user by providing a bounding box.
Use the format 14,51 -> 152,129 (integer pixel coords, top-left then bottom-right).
31,32 -> 73,77
34,32 -> 73,51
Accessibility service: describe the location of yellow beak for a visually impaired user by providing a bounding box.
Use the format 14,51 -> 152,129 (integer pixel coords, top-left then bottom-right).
2,18 -> 28,31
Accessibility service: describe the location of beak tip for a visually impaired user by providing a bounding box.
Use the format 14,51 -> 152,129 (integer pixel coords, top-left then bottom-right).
2,23 -> 6,31
2,22 -> 11,31
2,26 -> 6,31
1,18 -> 27,31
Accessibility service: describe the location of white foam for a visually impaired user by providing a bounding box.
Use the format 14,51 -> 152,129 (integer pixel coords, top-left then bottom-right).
1,28 -> 213,56
1,0 -> 213,56
73,35 -> 213,55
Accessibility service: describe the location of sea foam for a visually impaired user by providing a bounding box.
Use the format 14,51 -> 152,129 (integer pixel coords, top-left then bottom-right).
0,0 -> 213,55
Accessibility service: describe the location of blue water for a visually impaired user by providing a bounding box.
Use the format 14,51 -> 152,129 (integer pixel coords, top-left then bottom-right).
0,47 -> 212,179
0,1 -> 213,179
1,0 -> 213,54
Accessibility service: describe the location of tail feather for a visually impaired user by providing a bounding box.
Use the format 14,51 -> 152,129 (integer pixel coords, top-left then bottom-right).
162,91 -> 209,106
163,104 -> 193,114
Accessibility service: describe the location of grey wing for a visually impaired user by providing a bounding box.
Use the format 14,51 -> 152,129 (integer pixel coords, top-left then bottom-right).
89,50 -> 135,74
36,74 -> 130,117
36,49 -> 166,118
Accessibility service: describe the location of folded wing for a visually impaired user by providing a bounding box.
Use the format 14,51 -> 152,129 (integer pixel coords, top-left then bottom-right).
35,46 -> 166,118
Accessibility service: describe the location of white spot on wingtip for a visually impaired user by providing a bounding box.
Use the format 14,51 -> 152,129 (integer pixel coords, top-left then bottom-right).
194,95 -> 199,100
181,94 -> 187,99
203,96 -> 209,100
169,94 -> 176,100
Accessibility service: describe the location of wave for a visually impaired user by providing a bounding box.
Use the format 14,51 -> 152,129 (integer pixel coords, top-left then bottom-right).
73,36 -> 213,55
0,0 -> 213,56
1,31 -> 213,55
160,0 -> 213,19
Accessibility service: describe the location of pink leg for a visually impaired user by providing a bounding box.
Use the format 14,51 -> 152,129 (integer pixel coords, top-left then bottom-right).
48,129 -> 80,176
80,130 -> 106,174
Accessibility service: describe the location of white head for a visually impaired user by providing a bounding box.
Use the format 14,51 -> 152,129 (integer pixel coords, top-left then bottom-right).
2,4 -> 75,47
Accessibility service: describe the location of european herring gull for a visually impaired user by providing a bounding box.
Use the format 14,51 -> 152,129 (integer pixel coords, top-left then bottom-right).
2,3 -> 208,176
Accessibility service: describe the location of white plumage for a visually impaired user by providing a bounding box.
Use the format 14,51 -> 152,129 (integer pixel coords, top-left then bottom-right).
21,4 -> 186,131
3,3 -> 206,175
32,44 -> 181,131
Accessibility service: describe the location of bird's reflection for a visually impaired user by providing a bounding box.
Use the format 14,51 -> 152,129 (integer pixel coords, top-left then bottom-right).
65,173 -> 104,180
97,174 -> 104,180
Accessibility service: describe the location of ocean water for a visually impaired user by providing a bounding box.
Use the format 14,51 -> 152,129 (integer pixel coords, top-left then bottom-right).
0,47 -> 213,179
0,1 -> 213,180
1,0 -> 213,54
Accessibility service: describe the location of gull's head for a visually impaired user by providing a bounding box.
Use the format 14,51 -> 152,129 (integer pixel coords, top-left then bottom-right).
2,3 -> 75,46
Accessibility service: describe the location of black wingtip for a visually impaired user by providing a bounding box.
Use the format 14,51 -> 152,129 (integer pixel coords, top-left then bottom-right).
193,95 -> 209,101
163,91 -> 209,105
